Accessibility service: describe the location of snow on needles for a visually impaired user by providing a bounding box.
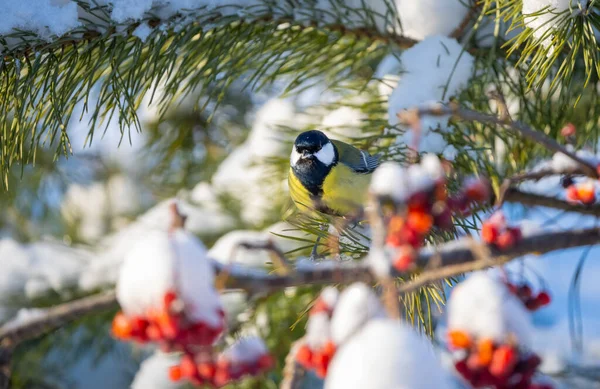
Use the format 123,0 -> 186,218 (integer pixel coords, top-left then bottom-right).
0,0 -> 80,40
131,351 -> 182,389
396,0 -> 469,40
325,319 -> 452,389
386,36 -> 474,157
522,0 -> 584,45
116,228 -> 223,328
448,272 -> 533,347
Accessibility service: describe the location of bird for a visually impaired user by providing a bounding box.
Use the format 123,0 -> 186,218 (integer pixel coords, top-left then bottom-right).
288,130 -> 380,217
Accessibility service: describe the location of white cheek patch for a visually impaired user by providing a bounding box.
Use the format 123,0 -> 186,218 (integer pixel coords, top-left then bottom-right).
290,147 -> 302,167
315,142 -> 335,166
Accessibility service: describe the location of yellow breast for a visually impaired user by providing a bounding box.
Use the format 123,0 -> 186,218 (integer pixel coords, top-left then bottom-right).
288,165 -> 371,216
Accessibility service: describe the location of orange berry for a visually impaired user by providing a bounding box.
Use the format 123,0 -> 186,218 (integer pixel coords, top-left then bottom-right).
407,211 -> 433,235
322,341 -> 336,357
111,312 -> 133,339
481,222 -> 498,244
447,330 -> 472,349
392,246 -> 415,272
145,324 -> 162,341
168,366 -> 182,381
576,182 -> 596,204
477,338 -> 495,367
198,362 -> 216,379
489,345 -> 518,377
496,230 -> 516,250
180,354 -> 198,378
387,216 -> 405,235
296,344 -> 313,367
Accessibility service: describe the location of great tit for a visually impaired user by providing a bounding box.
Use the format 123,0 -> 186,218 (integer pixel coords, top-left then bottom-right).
288,130 -> 379,216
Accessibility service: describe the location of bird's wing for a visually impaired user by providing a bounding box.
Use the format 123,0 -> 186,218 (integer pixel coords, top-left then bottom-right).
331,139 -> 380,174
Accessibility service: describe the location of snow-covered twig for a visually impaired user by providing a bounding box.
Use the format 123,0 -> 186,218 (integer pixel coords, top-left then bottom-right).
4,226 -> 600,353
503,188 -> 600,217
397,102 -> 599,178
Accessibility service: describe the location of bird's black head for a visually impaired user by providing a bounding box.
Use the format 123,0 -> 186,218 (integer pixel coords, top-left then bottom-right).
290,130 -> 338,197
294,130 -> 330,155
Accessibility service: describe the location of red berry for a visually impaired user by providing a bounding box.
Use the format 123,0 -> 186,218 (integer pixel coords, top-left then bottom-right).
561,123 -> 576,137
392,246 -> 415,272
112,312 -> 133,339
489,345 -> 518,378
168,366 -> 182,382
180,354 -> 198,378
464,177 -> 490,202
518,284 -> 532,299
407,211 -> 433,235
496,230 -> 516,249
145,324 -> 162,341
296,344 -> 313,368
481,222 -> 499,244
508,226 -> 522,242
566,185 -> 579,203
198,362 -> 216,380
163,290 -> 178,310
537,291 -> 551,306
258,354 -> 275,370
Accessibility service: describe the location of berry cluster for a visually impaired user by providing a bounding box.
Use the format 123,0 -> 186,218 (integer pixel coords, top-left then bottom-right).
169,344 -> 274,387
481,211 -> 522,250
385,174 -> 491,272
448,331 -> 551,389
295,289 -> 339,378
112,290 -> 225,352
505,282 -> 551,312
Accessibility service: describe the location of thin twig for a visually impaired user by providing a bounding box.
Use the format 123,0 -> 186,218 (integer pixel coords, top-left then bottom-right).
398,103 -> 599,178
504,188 -> 600,217
280,338 -> 307,389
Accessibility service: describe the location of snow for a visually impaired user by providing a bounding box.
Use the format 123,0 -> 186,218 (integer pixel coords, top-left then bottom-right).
447,272 -> 533,347
211,101 -> 296,226
319,286 -> 339,308
321,106 -> 369,140
132,23 -> 153,41
131,351 -> 182,389
369,162 -> 410,201
0,308 -> 46,331
522,0 -> 583,45
0,0 -> 80,40
396,0 -> 469,40
0,238 -> 92,321
325,319 -> 452,389
330,283 -> 386,345
61,174 -> 147,243
386,36 -> 474,157
306,312 -> 332,349
369,155 -> 441,202
208,222 -> 307,267
78,198 -> 235,291
116,228 -> 223,327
